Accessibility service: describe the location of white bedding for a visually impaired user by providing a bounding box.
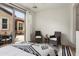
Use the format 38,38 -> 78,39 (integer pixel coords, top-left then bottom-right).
14,43 -> 55,56
0,43 -> 56,56
32,44 -> 55,56
0,45 -> 35,56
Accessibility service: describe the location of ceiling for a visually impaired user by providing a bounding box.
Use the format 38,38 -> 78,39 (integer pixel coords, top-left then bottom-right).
17,3 -> 72,12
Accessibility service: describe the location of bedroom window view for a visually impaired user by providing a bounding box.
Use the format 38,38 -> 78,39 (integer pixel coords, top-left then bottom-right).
0,3 -> 76,56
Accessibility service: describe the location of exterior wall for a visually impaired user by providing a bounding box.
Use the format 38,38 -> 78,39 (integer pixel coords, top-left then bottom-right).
16,20 -> 24,34
0,10 -> 13,35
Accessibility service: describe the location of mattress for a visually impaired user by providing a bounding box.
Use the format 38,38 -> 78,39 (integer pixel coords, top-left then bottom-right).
0,45 -> 35,56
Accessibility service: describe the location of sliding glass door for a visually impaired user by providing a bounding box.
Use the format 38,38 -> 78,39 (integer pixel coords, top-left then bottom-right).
0,4 -> 26,44
14,9 -> 26,43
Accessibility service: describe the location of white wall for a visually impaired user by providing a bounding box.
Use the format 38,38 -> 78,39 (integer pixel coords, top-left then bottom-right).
76,7 -> 79,30
76,6 -> 79,30
26,11 -> 35,42
26,11 -> 32,42
76,31 -> 79,56
70,4 -> 76,47
34,6 -> 74,46
26,11 -> 30,42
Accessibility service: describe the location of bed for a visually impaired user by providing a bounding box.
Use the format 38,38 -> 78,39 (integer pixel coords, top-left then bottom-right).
32,44 -> 55,56
0,43 -> 55,56
0,45 -> 35,56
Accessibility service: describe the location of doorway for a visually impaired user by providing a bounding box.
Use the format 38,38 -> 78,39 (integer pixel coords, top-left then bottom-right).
14,9 -> 26,44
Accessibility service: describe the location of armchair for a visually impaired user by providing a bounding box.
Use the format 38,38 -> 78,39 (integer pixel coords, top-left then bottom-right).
35,31 -> 42,43
49,32 -> 61,46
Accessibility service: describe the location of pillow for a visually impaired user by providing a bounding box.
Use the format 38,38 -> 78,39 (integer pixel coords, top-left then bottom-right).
50,38 -> 57,41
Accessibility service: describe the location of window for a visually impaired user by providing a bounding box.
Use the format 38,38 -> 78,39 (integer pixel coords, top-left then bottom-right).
15,10 -> 25,19
19,23 -> 23,30
2,18 -> 8,29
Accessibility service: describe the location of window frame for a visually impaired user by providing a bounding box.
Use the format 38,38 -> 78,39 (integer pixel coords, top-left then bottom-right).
18,23 -> 23,30
1,17 -> 9,30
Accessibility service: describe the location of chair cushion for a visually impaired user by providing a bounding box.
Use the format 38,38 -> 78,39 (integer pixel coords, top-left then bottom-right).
1,39 -> 5,41
6,39 -> 10,40
36,36 -> 41,38
50,38 -> 57,41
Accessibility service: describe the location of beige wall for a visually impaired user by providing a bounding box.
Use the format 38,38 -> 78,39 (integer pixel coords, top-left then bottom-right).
0,10 -> 13,35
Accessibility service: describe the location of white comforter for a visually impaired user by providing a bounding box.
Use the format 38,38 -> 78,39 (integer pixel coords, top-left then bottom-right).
0,45 -> 34,56
14,43 -> 55,56
32,44 -> 55,56
0,43 -> 56,56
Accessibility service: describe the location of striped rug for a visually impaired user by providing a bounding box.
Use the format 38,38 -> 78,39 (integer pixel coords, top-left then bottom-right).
62,45 -> 73,56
